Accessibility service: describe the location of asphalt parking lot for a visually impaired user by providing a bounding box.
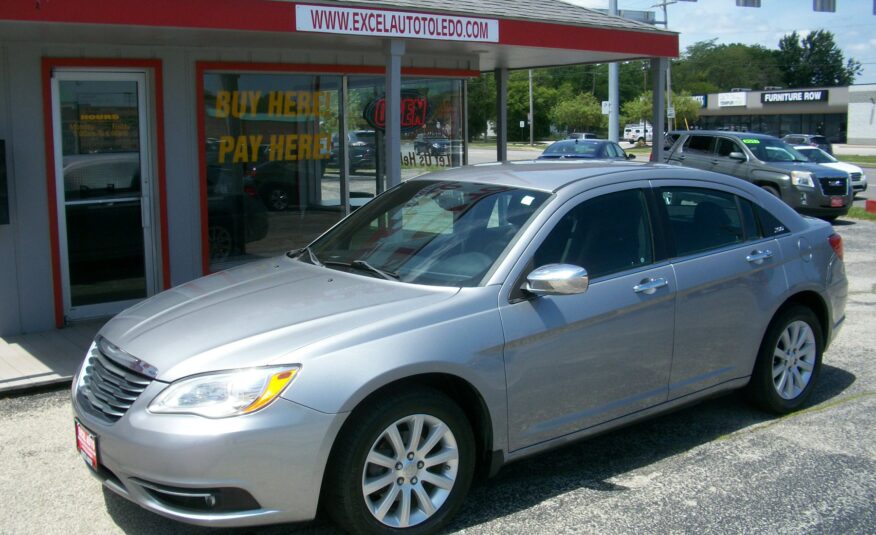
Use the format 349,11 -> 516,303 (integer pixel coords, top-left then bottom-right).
1,218 -> 874,535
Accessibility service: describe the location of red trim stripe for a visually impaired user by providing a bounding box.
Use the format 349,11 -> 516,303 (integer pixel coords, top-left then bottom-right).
3,1 -> 678,59
41,58 -> 170,327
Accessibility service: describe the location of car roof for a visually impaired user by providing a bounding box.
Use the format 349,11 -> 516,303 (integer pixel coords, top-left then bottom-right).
669,130 -> 779,140
407,160 -> 732,193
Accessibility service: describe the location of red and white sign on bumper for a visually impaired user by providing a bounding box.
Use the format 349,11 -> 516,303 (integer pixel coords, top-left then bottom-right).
295,4 -> 499,43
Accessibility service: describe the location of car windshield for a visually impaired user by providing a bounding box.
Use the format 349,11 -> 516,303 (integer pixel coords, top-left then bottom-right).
306,180 -> 550,287
744,138 -> 809,163
542,140 -> 606,158
799,148 -> 837,164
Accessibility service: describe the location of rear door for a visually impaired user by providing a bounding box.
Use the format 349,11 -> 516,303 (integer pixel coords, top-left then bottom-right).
654,181 -> 788,398
667,134 -> 716,171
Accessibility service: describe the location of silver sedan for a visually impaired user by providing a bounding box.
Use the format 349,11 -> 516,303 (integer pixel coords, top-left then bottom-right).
72,161 -> 847,535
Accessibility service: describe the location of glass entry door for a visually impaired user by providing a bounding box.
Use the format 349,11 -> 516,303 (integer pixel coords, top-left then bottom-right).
51,71 -> 157,320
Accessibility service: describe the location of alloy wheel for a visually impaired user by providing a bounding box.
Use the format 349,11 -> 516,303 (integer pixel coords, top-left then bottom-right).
361,414 -> 459,529
772,320 -> 817,400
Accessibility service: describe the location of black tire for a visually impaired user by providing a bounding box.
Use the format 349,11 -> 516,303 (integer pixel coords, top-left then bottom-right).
760,184 -> 781,198
324,388 -> 475,535
747,305 -> 823,414
264,187 -> 291,211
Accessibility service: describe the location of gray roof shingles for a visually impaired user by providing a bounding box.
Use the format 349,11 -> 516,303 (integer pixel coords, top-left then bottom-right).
302,0 -> 671,34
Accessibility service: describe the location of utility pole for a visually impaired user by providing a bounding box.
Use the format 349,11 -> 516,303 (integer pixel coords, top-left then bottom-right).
608,0 -> 619,142
528,69 -> 534,145
652,0 -> 675,130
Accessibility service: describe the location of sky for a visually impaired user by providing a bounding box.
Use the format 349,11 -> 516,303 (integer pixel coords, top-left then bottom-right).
563,0 -> 876,85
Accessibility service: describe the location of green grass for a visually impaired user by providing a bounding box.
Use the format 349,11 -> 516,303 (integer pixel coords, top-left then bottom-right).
840,155 -> 876,166
845,207 -> 876,221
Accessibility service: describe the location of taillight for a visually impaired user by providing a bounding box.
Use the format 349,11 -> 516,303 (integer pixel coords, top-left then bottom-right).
649,151 -> 655,162
244,185 -> 258,198
828,233 -> 843,260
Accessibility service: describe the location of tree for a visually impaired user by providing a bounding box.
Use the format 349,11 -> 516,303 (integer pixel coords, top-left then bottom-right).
549,92 -> 605,133
777,30 -> 862,87
671,92 -> 701,129
621,91 -> 652,127
621,91 -> 701,129
467,73 -> 496,141
672,39 -> 784,93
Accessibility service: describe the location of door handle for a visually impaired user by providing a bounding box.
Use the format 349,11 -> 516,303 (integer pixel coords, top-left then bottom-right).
634,277 -> 669,295
746,249 -> 773,265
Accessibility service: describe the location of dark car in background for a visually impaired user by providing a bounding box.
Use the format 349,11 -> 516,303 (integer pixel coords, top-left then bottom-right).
782,134 -> 833,155
206,164 -> 269,262
664,131 -> 852,220
328,130 -> 377,173
539,139 -> 634,161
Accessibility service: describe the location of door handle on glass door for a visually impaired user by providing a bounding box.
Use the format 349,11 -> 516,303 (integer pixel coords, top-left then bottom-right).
633,278 -> 668,295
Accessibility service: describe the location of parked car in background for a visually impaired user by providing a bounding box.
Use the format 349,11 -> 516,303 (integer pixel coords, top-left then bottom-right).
566,132 -> 598,140
329,130 -> 377,172
782,134 -> 833,155
664,131 -> 852,220
538,139 -> 634,160
624,122 -> 652,144
794,145 -> 867,193
413,134 -> 463,157
206,164 -> 269,262
73,161 -> 846,535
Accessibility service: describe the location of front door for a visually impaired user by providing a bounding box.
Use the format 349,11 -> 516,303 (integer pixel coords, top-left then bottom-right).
500,185 -> 675,452
51,71 -> 157,320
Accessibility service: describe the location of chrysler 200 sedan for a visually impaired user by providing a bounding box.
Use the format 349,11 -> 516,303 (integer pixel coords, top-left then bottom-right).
73,161 -> 847,535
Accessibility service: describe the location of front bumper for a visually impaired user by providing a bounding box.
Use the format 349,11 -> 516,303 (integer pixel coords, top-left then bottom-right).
72,377 -> 346,528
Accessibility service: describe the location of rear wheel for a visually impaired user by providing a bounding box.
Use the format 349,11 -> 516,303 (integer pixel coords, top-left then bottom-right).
324,389 -> 475,535
747,305 -> 823,414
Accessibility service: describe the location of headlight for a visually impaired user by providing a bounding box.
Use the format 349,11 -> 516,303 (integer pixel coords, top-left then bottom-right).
149,366 -> 299,418
791,171 -> 815,188
432,143 -> 442,148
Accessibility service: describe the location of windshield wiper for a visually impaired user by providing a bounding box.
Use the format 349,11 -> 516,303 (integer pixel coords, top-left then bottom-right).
351,259 -> 399,280
287,246 -> 323,267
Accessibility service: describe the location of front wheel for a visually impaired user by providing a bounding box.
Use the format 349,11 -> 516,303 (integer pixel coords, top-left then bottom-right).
747,305 -> 823,414
324,388 -> 475,535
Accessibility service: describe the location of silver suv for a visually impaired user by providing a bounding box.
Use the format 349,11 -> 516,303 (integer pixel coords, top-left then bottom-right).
664,131 -> 852,220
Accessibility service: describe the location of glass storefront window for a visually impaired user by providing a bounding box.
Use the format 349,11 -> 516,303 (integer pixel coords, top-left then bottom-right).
202,71 -> 465,272
203,73 -> 341,270
348,76 -> 465,196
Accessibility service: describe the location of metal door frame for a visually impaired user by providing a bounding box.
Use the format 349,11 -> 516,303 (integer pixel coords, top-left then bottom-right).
50,69 -> 158,320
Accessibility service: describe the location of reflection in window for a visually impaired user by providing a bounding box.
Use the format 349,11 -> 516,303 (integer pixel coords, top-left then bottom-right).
534,190 -> 653,280
203,73 -> 341,270
311,181 -> 547,287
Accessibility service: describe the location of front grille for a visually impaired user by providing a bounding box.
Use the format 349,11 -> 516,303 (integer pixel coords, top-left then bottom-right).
77,343 -> 152,423
850,172 -> 862,181
819,176 -> 848,196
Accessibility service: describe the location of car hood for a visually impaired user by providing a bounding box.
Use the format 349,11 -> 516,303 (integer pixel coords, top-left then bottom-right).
97,257 -> 458,382
820,161 -> 863,175
766,161 -> 846,177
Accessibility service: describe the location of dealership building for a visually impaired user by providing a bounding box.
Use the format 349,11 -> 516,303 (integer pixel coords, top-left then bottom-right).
0,0 -> 678,337
690,84 -> 876,145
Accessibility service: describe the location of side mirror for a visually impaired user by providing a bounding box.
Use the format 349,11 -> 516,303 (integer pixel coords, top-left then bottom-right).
524,264 -> 589,296
626,153 -> 636,160
728,151 -> 747,161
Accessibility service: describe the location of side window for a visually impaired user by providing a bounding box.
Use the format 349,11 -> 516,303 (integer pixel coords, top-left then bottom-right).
682,135 -> 715,155
715,138 -> 742,157
533,189 -> 653,280
738,198 -> 761,240
660,187 -> 744,256
757,205 -> 790,237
